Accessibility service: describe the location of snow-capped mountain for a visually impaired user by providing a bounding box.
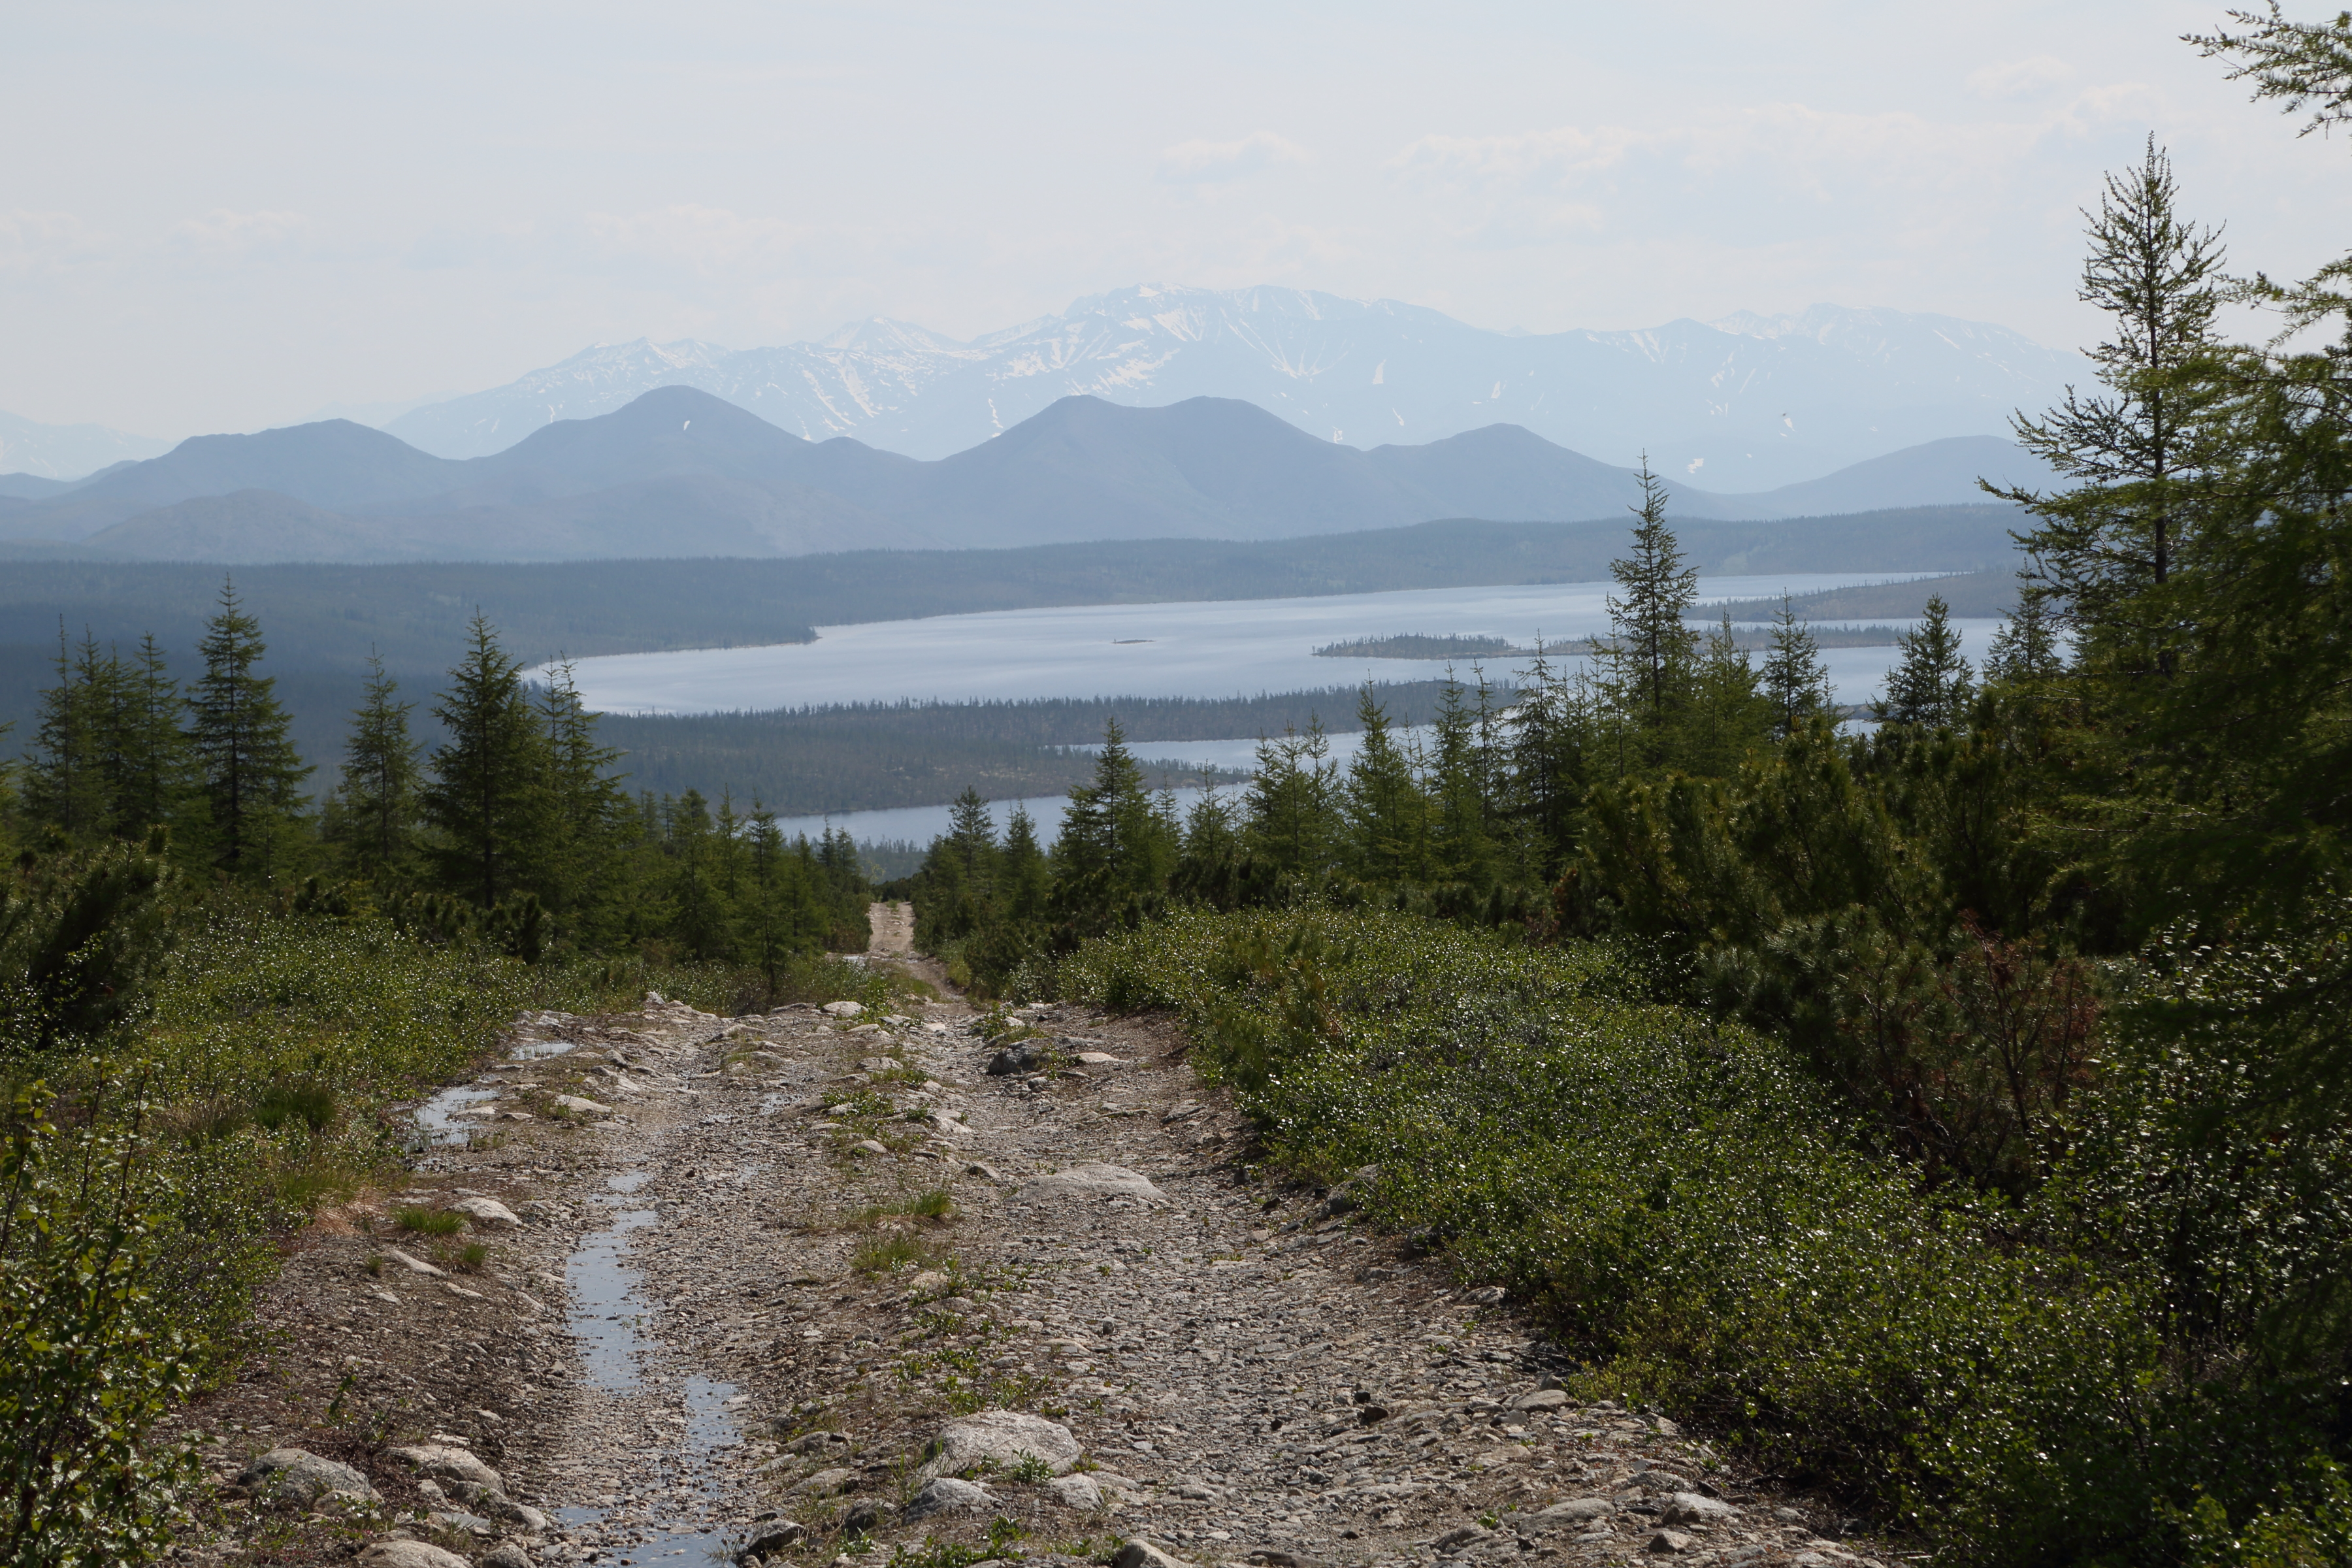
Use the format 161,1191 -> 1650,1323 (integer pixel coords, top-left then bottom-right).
0,409 -> 171,485
384,286 -> 2082,491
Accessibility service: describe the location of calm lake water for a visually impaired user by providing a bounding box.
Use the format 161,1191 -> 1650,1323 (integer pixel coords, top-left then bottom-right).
563,573 -> 1974,715
563,573 -> 2001,849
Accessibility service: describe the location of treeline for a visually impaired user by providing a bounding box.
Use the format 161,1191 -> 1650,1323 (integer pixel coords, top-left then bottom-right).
2,587 -> 875,973
904,75 -> 2352,1564
907,475 -> 1984,979
595,685 -> 1476,813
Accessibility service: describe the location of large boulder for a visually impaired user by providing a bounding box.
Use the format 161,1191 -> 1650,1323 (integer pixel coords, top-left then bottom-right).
449,1196 -> 521,1229
920,1409 -> 1081,1478
238,1447 -> 378,1509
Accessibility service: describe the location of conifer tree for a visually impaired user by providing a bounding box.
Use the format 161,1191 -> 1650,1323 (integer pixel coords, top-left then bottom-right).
24,625 -> 108,843
1505,642 -> 1596,876
1982,594 -> 2065,687
1602,462 -> 1700,733
422,614 -> 552,908
538,659 -> 629,924
1426,674 -> 1497,887
998,803 -> 1053,923
1054,721 -> 1175,930
2000,137 -> 2225,662
1244,719 -> 1337,878
113,634 -> 188,838
335,652 -> 421,881
662,789 -> 734,961
1874,596 -> 1975,728
1761,596 -> 1835,738
1343,687 -> 1429,885
188,580 -> 311,876
1680,616 -> 1772,776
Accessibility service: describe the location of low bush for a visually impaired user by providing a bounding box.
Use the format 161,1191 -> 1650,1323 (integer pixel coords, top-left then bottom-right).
1060,905 -> 2351,1565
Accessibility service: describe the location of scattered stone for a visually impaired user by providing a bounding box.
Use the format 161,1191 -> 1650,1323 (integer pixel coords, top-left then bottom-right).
1661,1492 -> 1739,1526
1045,1473 -> 1103,1509
1019,1164 -> 1166,1203
784,1431 -> 849,1456
483,1546 -> 534,1568
1109,1543 -> 1190,1568
1646,1529 -> 1697,1555
481,1495 -> 551,1533
987,1041 -> 1047,1076
850,1139 -> 890,1156
919,1409 -> 1081,1477
1072,1051 -> 1123,1066
740,1522 -> 806,1561
901,1477 -> 994,1520
236,1448 -> 378,1508
791,1467 -> 855,1497
841,1499 -> 898,1533
380,1248 -> 446,1279
445,1196 -> 520,1228
427,1509 -> 493,1535
858,1056 -> 898,1073
1531,1497 -> 1614,1524
965,1162 -> 1002,1179
823,1001 -> 864,1017
359,1544 -> 472,1568
1160,1102 -> 1202,1124
1511,1388 -> 1571,1411
385,1444 -> 504,1492
550,1094 -> 613,1117
1461,1284 -> 1507,1306
1433,1526 -> 1499,1552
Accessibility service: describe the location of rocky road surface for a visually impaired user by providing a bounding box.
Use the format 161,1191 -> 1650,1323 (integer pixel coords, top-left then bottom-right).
176,903 -> 1897,1568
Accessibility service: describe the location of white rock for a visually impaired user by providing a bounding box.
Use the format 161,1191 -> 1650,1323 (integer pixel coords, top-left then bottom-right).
1073,1051 -> 1124,1066
380,1249 -> 445,1279
1045,1473 -> 1104,1509
1019,1164 -> 1166,1203
920,1409 -> 1082,1477
901,1476 -> 994,1520
1661,1492 -> 1739,1525
1109,1543 -> 1190,1568
482,1494 -> 551,1532
238,1447 -> 378,1507
385,1444 -> 505,1492
551,1094 -> 613,1117
1511,1388 -> 1571,1411
791,1466 -> 855,1497
360,1545 -> 472,1568
1531,1497 -> 1614,1524
823,1001 -> 864,1017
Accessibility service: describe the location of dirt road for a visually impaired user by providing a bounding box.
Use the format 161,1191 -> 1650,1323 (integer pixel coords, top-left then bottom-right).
181,904 -> 1886,1568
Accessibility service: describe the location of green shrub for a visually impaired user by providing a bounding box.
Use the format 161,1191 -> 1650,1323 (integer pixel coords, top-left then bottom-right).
1058,906 -> 2311,1564
0,1074 -> 208,1567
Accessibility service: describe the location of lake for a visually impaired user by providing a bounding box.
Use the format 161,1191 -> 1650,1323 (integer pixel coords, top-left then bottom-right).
563,572 -> 1978,715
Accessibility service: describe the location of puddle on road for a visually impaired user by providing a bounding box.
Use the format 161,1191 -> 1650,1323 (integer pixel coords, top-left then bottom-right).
564,1205 -> 746,1566
607,1170 -> 653,1194
412,1086 -> 498,1145
514,1038 -> 582,1059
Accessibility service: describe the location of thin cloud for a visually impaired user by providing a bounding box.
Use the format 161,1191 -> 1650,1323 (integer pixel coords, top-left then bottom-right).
1158,131 -> 1313,184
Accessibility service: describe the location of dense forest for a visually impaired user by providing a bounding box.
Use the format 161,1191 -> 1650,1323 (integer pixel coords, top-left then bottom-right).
896,52 -> 2352,1564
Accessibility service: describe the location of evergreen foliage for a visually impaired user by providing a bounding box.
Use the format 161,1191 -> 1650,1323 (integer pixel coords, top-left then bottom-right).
186,580 -> 311,876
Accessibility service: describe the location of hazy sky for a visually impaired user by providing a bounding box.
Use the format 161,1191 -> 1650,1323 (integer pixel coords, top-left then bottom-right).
4,1 -> 2344,438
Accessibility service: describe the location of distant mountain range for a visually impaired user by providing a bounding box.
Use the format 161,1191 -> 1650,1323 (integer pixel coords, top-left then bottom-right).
378,286 -> 2080,492
0,387 -> 2049,564
0,410 -> 171,485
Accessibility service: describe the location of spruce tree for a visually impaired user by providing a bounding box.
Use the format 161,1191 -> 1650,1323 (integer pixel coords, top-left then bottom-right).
24,624 -> 109,843
114,634 -> 188,838
188,580 -> 311,875
1054,721 -> 1177,933
1244,719 -> 1337,879
336,652 -> 421,880
998,804 -> 1053,924
1602,462 -> 1700,732
422,614 -> 553,908
1426,674 -> 1496,887
1505,642 -> 1596,877
1982,594 -> 2065,687
1874,596 -> 1976,728
1343,687 -> 1429,884
538,660 -> 629,929
1680,616 -> 1772,776
1761,596 -> 1835,738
